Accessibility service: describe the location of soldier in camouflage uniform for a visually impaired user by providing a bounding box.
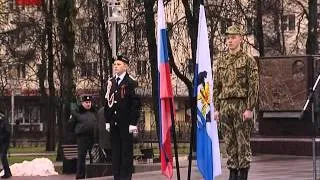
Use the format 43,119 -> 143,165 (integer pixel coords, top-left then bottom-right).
213,25 -> 259,180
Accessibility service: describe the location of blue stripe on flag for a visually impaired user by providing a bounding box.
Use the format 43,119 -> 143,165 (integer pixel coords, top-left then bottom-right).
159,29 -> 169,64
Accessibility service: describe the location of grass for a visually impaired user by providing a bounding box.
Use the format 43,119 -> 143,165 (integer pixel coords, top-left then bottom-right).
9,146 -> 48,154
8,155 -> 57,164
6,146 -> 57,164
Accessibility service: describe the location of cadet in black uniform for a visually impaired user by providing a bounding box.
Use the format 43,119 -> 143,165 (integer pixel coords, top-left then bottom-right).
0,111 -> 12,179
69,95 -> 97,179
104,55 -> 141,180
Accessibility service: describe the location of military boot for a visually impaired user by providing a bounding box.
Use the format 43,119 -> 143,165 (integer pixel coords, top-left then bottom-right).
228,168 -> 238,180
239,168 -> 249,180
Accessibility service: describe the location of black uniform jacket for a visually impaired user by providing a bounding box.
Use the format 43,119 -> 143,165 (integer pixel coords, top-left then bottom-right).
0,117 -> 10,143
69,105 -> 97,138
0,116 -> 11,152
104,73 -> 141,136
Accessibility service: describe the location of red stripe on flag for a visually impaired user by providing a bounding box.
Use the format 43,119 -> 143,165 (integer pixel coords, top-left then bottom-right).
16,0 -> 43,6
160,98 -> 173,178
159,63 -> 173,98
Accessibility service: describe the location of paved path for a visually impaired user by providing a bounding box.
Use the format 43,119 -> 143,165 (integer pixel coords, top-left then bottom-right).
3,155 -> 316,179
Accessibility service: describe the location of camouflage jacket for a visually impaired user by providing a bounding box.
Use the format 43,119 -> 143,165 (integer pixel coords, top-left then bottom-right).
213,50 -> 259,111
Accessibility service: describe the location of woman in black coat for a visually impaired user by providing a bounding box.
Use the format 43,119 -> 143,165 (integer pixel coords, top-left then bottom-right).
0,111 -> 12,179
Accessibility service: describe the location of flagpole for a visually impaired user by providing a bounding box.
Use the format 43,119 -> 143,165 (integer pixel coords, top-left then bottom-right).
169,98 -> 180,180
187,95 -> 197,180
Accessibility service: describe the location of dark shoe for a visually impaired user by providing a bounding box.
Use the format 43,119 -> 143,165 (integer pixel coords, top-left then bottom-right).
1,174 -> 12,179
239,168 -> 249,180
229,168 -> 238,180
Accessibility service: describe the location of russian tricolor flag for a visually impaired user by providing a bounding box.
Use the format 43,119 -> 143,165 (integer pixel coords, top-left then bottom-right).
157,0 -> 174,179
194,1 -> 222,180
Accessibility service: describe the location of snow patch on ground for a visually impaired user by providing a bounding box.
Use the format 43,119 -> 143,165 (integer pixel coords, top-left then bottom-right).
0,158 -> 58,176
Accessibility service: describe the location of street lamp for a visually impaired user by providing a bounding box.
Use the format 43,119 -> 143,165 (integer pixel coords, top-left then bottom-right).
107,0 -> 123,58
11,85 -> 14,136
9,78 -> 21,137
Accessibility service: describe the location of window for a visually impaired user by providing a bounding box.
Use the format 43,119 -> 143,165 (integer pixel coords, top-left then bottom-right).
167,22 -> 173,37
12,104 -> 41,124
135,23 -> 146,40
9,0 -> 15,10
25,105 -> 40,124
81,27 -> 95,43
80,62 -> 98,77
80,63 -> 87,77
17,31 -> 27,44
187,58 -> 193,74
282,15 -> 295,31
7,63 -> 25,78
246,17 -> 255,35
87,0 -> 96,8
262,0 -> 279,12
14,104 -> 24,124
137,60 -> 147,75
135,0 -> 144,4
17,63 -> 26,78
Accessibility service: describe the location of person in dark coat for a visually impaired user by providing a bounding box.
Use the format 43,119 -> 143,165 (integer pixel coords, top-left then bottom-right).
0,111 -> 12,179
104,54 -> 141,180
69,95 -> 97,179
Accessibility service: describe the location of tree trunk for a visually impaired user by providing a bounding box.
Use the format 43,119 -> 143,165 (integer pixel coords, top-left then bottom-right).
45,0 -> 56,152
306,0 -> 318,100
256,0 -> 264,57
181,0 -> 199,63
181,0 -> 200,150
56,0 -> 77,159
306,0 -> 318,55
40,0 -> 55,151
143,0 -> 160,141
280,0 -> 286,55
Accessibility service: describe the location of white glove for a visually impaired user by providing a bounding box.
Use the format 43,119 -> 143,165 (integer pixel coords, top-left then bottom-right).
129,125 -> 138,134
105,123 -> 110,132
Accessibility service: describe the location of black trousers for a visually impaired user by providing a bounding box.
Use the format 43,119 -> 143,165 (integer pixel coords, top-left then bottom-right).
111,126 -> 133,180
0,142 -> 11,176
76,136 -> 93,179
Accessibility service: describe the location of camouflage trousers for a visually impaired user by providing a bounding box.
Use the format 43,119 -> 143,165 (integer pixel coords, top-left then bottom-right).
219,99 -> 253,169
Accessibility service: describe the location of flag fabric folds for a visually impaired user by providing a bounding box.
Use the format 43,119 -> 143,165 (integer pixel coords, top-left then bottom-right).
157,0 -> 174,179
16,0 -> 43,6
195,2 -> 222,180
